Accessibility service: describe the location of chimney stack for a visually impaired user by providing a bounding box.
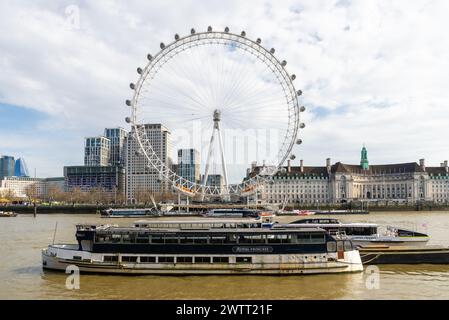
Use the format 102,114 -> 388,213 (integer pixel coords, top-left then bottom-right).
445,160 -> 448,173
419,159 -> 425,171
300,159 -> 304,173
326,158 -> 331,173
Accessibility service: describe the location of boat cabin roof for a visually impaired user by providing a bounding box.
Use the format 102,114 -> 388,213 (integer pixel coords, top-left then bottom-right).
291,218 -> 341,224
134,219 -> 261,224
76,223 -> 326,234
277,222 -> 378,228
132,219 -> 268,229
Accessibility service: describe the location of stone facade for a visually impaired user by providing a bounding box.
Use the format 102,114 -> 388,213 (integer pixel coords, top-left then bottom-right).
249,147 -> 449,205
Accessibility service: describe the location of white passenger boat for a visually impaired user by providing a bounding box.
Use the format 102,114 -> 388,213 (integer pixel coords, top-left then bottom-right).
274,218 -> 430,247
42,219 -> 363,275
100,208 -> 161,218
205,208 -> 259,218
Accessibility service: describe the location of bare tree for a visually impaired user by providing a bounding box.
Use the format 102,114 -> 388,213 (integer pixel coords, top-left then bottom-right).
46,185 -> 64,205
0,189 -> 16,203
88,187 -> 111,205
67,187 -> 83,206
134,187 -> 156,206
115,191 -> 126,206
24,183 -> 40,204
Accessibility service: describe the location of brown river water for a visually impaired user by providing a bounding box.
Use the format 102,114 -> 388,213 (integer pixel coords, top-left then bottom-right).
1,211 -> 449,299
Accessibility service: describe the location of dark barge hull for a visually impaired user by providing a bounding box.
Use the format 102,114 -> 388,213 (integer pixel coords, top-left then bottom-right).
360,246 -> 449,264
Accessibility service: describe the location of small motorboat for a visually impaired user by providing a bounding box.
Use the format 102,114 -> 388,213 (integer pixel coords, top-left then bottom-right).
0,211 -> 18,217
293,210 -> 316,216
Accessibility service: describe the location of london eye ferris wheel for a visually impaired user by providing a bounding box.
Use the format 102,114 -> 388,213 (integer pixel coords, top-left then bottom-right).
125,26 -> 305,199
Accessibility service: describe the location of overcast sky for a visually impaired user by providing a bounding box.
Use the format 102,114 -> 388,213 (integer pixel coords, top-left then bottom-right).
1,0 -> 449,178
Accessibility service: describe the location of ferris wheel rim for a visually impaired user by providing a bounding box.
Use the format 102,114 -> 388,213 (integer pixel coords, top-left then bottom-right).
127,27 -> 302,197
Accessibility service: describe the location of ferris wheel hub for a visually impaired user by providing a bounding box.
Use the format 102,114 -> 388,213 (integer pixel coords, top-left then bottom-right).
213,109 -> 221,122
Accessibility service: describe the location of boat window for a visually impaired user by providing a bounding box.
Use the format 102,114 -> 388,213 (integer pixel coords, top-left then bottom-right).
95,236 -> 105,243
238,235 -> 253,244
278,234 -> 292,243
249,235 -> 266,244
310,234 -> 326,244
213,257 -> 229,263
226,234 -> 238,243
236,257 -> 252,263
180,237 -> 195,244
136,236 -> 150,244
344,227 -> 374,236
121,256 -> 137,263
140,256 -> 156,263
266,234 -> 281,243
165,236 -> 179,244
195,257 -> 211,264
103,255 -> 118,262
210,236 -> 226,244
151,235 -> 165,244
194,237 -> 208,244
112,234 -> 122,243
326,241 -> 337,252
176,257 -> 193,263
344,241 -> 353,251
73,256 -> 82,260
158,257 -> 174,263
122,234 -> 134,243
296,233 -> 311,244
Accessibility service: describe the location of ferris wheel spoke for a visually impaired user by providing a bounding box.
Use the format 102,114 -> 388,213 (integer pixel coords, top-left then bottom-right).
224,95 -> 286,115
149,63 -> 212,112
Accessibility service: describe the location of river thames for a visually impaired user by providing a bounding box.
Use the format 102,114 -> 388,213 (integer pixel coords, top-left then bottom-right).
1,211 -> 449,299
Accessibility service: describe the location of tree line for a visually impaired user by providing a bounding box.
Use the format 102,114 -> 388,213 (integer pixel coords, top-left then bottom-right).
0,185 -> 177,206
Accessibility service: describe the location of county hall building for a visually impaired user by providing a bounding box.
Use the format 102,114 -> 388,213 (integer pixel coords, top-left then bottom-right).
248,146 -> 449,205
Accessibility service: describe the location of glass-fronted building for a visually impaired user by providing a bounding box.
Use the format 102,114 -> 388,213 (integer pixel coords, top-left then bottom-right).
0,155 -> 15,180
84,136 -> 111,166
104,128 -> 127,167
64,166 -> 125,193
14,158 -> 30,177
177,149 -> 200,184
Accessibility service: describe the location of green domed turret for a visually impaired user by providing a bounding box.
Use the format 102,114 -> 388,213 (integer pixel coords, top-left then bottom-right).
360,145 -> 369,170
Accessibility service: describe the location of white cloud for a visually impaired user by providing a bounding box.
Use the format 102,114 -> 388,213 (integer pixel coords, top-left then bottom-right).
0,0 -> 449,179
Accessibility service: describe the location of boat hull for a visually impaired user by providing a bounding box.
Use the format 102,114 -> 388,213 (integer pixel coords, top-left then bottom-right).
42,246 -> 363,275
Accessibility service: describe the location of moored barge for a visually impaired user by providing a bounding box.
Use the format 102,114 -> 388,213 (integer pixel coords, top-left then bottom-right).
360,245 -> 449,265
42,219 -> 363,275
